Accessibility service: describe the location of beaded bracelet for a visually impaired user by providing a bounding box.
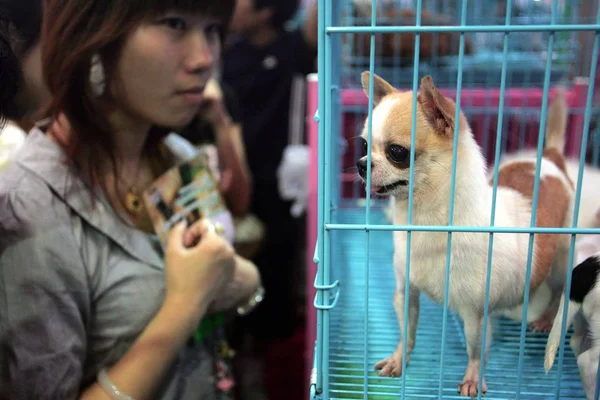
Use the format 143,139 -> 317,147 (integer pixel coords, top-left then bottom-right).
97,369 -> 134,400
236,285 -> 265,316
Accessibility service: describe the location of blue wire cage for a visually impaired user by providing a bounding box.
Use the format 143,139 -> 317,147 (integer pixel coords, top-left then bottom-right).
310,0 -> 600,399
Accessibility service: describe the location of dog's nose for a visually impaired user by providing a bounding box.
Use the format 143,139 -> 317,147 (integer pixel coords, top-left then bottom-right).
356,158 -> 371,178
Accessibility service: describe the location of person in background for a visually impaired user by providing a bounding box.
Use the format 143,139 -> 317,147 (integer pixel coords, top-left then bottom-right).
177,76 -> 268,261
222,0 -> 318,399
0,0 -> 262,398
0,0 -> 50,172
0,9 -> 20,127
179,78 -> 252,218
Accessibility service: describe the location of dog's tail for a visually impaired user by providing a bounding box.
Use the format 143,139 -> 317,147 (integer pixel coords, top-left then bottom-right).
544,291 -> 580,373
544,87 -> 568,153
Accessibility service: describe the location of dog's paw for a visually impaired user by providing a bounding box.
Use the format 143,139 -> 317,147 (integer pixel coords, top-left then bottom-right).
374,351 -> 408,377
458,378 -> 487,397
530,315 -> 554,333
459,362 -> 487,397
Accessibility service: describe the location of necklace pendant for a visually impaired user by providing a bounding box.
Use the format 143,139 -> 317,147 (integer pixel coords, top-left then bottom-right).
125,189 -> 142,214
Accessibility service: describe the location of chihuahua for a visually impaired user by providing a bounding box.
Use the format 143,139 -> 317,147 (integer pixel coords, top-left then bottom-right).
356,73 -> 573,396
545,252 -> 600,400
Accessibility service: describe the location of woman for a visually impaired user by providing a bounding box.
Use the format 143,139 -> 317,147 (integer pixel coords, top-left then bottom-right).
0,0 -> 261,399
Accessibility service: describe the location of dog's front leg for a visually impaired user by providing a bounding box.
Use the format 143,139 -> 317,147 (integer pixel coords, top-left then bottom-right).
375,284 -> 420,377
458,314 -> 491,397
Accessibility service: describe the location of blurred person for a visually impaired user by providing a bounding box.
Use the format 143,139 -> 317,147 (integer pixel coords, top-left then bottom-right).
225,0 -> 317,338
222,0 -> 318,399
0,0 -> 50,171
0,10 -> 20,126
0,0 -> 263,399
176,76 -> 267,260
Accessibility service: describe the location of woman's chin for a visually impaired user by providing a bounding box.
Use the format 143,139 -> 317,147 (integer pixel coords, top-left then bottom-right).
154,110 -> 198,131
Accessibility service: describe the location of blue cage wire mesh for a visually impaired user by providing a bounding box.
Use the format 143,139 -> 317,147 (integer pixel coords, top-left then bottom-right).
311,0 -> 600,399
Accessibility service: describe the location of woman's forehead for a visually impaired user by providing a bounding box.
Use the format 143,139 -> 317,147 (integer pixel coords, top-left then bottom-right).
143,0 -> 235,19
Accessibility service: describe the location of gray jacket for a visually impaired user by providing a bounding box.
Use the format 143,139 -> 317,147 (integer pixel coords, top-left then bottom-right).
0,129 -> 229,400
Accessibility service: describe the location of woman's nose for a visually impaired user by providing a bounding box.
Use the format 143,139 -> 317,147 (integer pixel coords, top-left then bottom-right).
185,33 -> 214,72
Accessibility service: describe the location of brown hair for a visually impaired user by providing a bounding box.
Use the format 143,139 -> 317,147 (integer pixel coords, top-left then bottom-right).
41,0 -> 234,194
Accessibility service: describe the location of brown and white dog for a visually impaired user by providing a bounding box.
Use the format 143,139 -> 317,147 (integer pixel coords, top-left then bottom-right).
356,73 -> 574,396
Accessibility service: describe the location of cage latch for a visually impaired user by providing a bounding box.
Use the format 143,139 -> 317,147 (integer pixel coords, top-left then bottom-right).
313,274 -> 340,310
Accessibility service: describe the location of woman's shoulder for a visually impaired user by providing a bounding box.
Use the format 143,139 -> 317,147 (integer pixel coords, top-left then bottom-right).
0,169 -> 66,239
0,136 -> 74,240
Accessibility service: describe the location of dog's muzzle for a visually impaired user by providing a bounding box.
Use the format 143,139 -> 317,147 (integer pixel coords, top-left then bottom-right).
356,157 -> 371,178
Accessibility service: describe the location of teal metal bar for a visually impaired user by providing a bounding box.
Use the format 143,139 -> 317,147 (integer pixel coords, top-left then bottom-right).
515,1 -> 559,397
439,0 -> 467,398
403,0 -> 422,398
478,1 -> 512,399
315,0 -> 326,394
310,341 -> 318,399
322,0 -> 334,396
325,223 -> 600,235
343,0 -> 356,85
327,24 -> 600,34
594,117 -> 600,167
330,0 -> 342,211
362,0 -> 378,396
595,357 -> 600,400
364,0 -> 376,229
553,5 -> 600,398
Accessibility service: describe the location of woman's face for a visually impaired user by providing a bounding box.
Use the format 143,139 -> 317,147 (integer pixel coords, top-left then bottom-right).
113,12 -> 222,130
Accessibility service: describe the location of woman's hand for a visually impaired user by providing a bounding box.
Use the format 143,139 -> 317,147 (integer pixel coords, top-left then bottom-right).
164,220 -> 235,320
198,78 -> 231,128
181,219 -> 262,313
81,220 -> 236,400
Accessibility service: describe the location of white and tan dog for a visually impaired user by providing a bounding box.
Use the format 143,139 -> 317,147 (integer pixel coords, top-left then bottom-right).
356,73 -> 574,396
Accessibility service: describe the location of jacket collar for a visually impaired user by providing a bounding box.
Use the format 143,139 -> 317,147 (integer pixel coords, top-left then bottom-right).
16,128 -> 164,270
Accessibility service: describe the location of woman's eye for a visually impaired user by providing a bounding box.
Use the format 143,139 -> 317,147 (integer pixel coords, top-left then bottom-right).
161,17 -> 187,31
387,144 -> 409,165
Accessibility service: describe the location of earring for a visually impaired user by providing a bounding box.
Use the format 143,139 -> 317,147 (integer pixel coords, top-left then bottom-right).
89,53 -> 106,97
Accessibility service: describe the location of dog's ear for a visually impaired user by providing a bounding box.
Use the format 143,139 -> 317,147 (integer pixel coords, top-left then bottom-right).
361,71 -> 396,106
417,76 -> 458,137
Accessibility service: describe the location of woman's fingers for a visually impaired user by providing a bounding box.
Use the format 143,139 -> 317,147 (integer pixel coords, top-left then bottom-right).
167,221 -> 188,251
182,219 -> 211,248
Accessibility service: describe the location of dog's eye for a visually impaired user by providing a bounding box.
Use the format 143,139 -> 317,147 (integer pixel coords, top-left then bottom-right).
387,144 -> 409,165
